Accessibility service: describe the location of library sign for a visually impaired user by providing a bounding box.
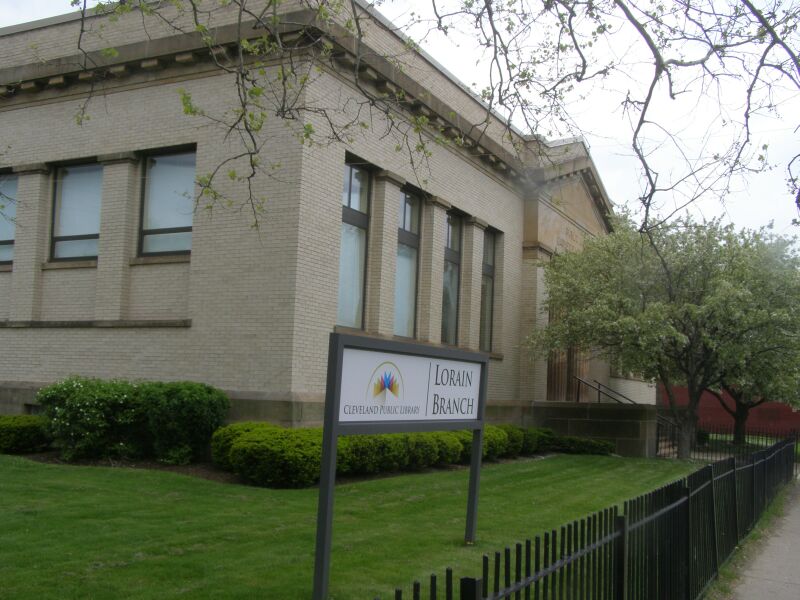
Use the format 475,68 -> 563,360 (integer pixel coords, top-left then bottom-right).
339,348 -> 482,422
312,334 -> 489,600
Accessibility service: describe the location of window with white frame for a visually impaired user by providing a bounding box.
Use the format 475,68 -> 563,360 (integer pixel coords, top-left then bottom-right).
52,164 -> 103,260
140,151 -> 196,255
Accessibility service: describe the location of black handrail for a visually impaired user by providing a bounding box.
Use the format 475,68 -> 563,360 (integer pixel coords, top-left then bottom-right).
592,379 -> 638,404
574,376 -> 632,404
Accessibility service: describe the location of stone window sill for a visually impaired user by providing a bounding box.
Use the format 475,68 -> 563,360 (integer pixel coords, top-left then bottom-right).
130,254 -> 191,266
0,319 -> 191,328
42,260 -> 97,270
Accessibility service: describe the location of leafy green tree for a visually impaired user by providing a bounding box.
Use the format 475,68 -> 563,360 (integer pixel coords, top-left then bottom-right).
709,233 -> 800,444
532,218 -> 799,457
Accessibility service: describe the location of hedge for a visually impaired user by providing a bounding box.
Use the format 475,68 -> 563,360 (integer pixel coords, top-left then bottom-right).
141,381 -> 229,464
37,377 -> 229,464
0,415 -> 51,454
211,422 -> 278,471
217,422 -> 613,488
497,424 -> 524,458
522,427 -> 556,455
540,434 -> 615,455
229,427 -> 323,488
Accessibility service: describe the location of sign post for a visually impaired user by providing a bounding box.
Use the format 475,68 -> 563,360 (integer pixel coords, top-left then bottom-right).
312,333 -> 489,600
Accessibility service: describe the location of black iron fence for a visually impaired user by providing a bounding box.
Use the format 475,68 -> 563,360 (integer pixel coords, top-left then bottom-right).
656,420 -> 799,465
378,438 -> 796,600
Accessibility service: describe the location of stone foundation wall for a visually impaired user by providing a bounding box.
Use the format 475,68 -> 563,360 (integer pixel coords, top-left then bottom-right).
528,401 -> 658,457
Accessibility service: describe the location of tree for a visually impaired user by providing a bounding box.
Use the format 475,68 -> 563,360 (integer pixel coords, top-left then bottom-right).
708,232 -> 800,443
63,0 -> 800,227
531,217 -> 799,457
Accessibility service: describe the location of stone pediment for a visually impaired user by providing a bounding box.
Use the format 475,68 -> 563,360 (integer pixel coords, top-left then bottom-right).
522,139 -> 613,255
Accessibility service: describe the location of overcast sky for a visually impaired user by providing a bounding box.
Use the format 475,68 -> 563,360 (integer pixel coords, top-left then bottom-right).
2,0 -> 797,235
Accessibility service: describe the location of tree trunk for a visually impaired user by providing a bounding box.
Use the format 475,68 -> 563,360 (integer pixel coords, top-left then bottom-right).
733,405 -> 751,446
677,416 -> 697,459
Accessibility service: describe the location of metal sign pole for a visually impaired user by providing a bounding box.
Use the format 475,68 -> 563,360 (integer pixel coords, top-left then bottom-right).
312,336 -> 342,600
311,423 -> 337,600
465,360 -> 488,544
464,427 -> 483,544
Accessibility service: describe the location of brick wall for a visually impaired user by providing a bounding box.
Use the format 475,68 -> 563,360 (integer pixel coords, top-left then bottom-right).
0,6 -> 615,423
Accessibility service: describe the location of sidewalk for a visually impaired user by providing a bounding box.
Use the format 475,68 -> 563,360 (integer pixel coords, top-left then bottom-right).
731,483 -> 800,600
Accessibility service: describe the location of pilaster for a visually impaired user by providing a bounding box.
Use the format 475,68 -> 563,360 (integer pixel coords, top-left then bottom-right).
458,217 -> 486,350
94,153 -> 139,320
416,196 -> 449,343
364,170 -> 402,335
9,164 -> 50,321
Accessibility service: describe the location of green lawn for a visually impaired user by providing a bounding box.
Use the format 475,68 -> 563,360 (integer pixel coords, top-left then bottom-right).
0,454 -> 695,599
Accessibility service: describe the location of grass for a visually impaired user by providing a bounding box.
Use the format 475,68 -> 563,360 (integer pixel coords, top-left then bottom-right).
704,482 -> 797,600
0,454 -> 696,599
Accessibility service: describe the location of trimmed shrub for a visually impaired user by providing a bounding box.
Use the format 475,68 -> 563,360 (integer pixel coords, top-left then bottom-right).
483,425 -> 509,461
229,427 -> 322,488
696,429 -> 710,445
545,435 -> 614,455
428,431 -> 463,466
405,433 -> 440,470
453,429 -> 475,463
337,434 -> 410,476
0,415 -> 51,454
337,435 -> 380,476
454,427 -> 509,462
521,427 -> 556,455
212,422 -> 277,471
38,377 -> 148,460
497,425 -> 524,458
142,382 -> 229,464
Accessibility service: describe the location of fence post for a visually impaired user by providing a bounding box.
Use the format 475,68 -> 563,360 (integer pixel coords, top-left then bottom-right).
731,460 -> 740,543
684,484 -> 692,600
709,467 -> 719,577
614,515 -> 627,600
460,577 -> 482,600
752,453 -> 757,526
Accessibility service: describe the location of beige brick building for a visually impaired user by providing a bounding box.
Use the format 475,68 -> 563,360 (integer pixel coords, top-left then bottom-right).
0,3 -> 619,425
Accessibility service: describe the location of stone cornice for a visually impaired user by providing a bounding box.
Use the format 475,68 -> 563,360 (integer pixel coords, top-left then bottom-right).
0,10 -> 528,186
0,8 -> 615,211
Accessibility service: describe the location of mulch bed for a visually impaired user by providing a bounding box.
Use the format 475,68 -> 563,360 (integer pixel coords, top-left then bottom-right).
22,450 -> 240,484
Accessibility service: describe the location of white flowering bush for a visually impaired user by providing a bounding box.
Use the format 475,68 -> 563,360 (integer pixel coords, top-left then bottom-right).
37,377 -> 229,464
37,377 -> 147,461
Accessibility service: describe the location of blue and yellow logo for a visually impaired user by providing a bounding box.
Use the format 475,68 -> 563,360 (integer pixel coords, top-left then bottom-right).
367,361 -> 403,405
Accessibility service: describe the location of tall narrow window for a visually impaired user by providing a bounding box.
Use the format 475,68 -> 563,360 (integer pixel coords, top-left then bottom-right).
441,212 -> 461,345
52,164 -> 103,260
480,230 -> 496,352
394,191 -> 420,337
337,163 -> 370,328
0,175 -> 18,264
140,152 -> 196,255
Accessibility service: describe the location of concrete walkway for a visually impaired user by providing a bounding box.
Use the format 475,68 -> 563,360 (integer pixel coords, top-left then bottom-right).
731,483 -> 800,600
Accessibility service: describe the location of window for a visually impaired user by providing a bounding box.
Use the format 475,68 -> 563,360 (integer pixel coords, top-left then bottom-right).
0,175 -> 17,264
337,163 -> 370,328
394,191 -> 420,337
140,152 -> 196,255
52,164 -> 103,260
480,230 -> 496,352
441,212 -> 461,345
